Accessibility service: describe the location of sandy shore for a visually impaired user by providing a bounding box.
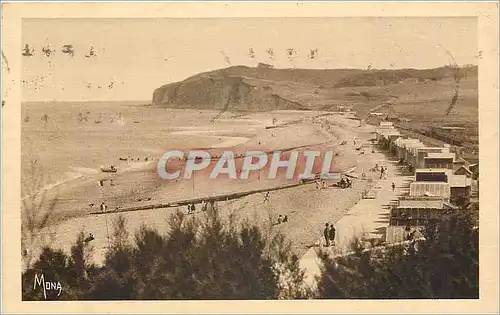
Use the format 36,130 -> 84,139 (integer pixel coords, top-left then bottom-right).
23,110 -> 382,265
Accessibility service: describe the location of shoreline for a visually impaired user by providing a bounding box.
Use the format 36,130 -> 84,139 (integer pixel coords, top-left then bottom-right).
22,110 -> 379,266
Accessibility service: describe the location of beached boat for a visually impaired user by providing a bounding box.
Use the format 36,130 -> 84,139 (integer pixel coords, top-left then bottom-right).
101,166 -> 117,173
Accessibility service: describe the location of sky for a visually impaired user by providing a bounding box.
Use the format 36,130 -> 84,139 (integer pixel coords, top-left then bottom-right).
20,17 -> 478,102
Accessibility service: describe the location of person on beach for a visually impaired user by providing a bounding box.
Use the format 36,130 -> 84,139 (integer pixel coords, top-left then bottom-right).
263,192 -> 270,203
329,224 -> 336,246
323,223 -> 330,247
392,182 -> 396,191
84,233 -> 94,244
100,202 -> 107,213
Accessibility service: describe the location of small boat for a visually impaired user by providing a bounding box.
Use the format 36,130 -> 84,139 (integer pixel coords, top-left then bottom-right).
101,166 -> 117,173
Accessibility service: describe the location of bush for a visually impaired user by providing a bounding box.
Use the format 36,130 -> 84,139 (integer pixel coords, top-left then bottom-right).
23,207 -> 310,300
316,209 -> 479,299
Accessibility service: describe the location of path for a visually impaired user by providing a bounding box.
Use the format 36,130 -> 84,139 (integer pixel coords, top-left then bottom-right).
299,158 -> 413,288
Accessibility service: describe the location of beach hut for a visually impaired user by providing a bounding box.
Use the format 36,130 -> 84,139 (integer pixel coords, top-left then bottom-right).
390,196 -> 458,227
412,147 -> 449,169
378,130 -> 401,150
396,138 -> 419,162
424,152 -> 456,169
386,196 -> 458,243
379,121 -> 394,129
414,168 -> 453,182
449,174 -> 472,205
404,141 -> 425,166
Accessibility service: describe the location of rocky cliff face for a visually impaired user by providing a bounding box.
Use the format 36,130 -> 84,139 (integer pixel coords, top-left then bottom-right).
151,65 -> 476,112
152,70 -> 308,112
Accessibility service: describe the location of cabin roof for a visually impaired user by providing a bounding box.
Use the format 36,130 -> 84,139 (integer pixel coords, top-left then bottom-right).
397,199 -> 457,210
410,182 -> 451,198
426,152 -> 456,159
415,168 -> 451,173
454,165 -> 473,175
395,138 -> 420,148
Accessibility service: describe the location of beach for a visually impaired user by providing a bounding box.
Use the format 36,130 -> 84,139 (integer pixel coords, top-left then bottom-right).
22,102 -> 381,265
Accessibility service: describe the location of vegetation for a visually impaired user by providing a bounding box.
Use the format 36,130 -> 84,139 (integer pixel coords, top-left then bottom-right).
316,208 -> 479,299
23,206 -> 478,300
23,207 -> 311,300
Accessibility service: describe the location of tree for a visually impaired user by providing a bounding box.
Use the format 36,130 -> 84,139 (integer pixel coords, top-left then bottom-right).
21,160 -> 58,270
22,207 -> 311,300
22,230 -> 95,300
316,208 -> 479,299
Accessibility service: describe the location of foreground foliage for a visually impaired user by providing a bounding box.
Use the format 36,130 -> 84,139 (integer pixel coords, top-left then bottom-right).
23,208 -> 310,300
317,209 -> 479,299
23,207 -> 478,300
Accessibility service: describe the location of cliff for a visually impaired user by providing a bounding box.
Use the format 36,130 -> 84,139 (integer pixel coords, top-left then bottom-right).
152,68 -> 309,111
151,65 -> 477,112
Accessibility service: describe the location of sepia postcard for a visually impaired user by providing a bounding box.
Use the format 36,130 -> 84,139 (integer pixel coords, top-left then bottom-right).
1,1 -> 499,314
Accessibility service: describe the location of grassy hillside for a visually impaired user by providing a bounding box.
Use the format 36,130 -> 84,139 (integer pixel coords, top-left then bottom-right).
152,64 -> 478,144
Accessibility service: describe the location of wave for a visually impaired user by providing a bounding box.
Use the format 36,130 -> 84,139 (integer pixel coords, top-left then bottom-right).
21,167 -> 98,201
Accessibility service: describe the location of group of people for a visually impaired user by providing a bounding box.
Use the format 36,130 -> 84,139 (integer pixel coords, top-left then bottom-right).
89,202 -> 108,212
338,177 -> 352,189
379,165 -> 388,179
275,214 -> 289,225
323,223 -> 337,247
187,200 -> 214,214
119,156 -> 150,162
315,180 -> 329,190
187,203 -> 197,214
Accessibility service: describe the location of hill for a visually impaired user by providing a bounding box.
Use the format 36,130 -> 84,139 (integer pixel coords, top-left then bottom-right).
152,64 -> 477,113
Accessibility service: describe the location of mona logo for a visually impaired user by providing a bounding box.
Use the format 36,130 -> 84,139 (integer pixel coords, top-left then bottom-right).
33,274 -> 62,299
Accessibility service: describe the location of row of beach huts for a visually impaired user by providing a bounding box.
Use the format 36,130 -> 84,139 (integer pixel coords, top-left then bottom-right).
376,121 -> 478,243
